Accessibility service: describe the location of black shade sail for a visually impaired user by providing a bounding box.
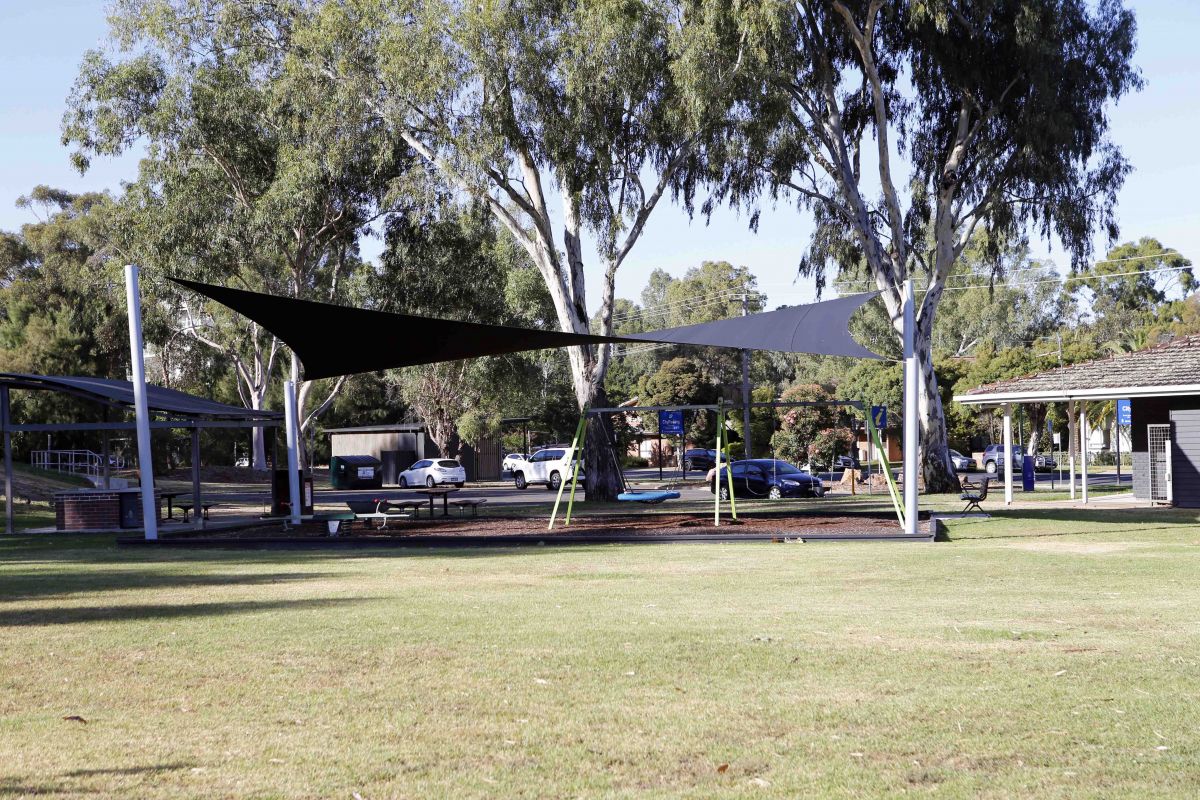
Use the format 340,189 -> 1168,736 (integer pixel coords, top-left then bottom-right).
171,278 -> 883,380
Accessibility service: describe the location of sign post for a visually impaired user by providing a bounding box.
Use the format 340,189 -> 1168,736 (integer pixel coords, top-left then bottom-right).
1116,399 -> 1131,484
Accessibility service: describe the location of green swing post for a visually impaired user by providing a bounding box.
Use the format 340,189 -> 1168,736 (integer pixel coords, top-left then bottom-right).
564,415 -> 588,526
549,411 -> 588,530
867,407 -> 905,527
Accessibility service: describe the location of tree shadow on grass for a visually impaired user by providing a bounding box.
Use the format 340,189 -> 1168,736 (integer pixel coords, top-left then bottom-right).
0,570 -> 344,604
1,763 -> 197,796
0,596 -> 372,627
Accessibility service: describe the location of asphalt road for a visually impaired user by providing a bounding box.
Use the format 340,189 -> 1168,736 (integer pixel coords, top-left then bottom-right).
202,467 -> 1133,510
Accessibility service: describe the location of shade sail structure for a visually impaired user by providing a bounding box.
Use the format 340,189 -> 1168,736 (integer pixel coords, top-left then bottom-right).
171,278 -> 883,379
0,373 -> 281,420
624,292 -> 883,360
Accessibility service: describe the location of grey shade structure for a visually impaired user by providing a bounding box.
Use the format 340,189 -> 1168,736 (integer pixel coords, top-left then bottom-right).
0,373 -> 283,421
170,278 -> 883,379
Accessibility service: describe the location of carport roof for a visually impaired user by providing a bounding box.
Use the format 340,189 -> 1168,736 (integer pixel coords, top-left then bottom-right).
954,335 -> 1200,405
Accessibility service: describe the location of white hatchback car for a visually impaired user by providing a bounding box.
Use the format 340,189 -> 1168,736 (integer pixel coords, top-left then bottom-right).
398,458 -> 466,488
502,453 -> 527,472
513,447 -> 585,491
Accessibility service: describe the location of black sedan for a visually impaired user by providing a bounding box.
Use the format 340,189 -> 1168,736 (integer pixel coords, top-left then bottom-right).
683,448 -> 717,471
709,459 -> 825,500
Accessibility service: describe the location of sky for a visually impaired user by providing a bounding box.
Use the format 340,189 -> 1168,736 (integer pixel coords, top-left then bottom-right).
2,0 -> 1198,313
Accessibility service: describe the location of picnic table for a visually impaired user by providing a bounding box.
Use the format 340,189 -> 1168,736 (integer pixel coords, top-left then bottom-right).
161,491 -> 184,520
415,486 -> 459,518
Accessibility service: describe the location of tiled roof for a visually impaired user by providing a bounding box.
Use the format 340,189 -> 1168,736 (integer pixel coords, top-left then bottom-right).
962,334 -> 1200,397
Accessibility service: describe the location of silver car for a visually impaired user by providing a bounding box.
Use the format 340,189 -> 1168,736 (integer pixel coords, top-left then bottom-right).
948,449 -> 976,472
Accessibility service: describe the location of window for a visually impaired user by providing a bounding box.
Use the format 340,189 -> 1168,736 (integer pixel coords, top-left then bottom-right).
414,460 -> 430,469
730,463 -> 749,477
437,460 -> 460,468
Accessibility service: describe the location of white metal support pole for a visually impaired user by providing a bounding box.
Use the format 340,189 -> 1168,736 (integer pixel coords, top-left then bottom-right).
283,379 -> 302,527
1079,401 -> 1089,504
902,279 -> 919,534
1003,403 -> 1014,505
124,265 -> 158,540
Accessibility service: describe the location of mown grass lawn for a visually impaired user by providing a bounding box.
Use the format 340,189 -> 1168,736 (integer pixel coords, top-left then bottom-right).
2,507 -> 1199,798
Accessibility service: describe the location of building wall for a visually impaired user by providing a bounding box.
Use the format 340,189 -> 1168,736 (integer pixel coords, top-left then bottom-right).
1130,396 -> 1200,506
330,431 -> 426,462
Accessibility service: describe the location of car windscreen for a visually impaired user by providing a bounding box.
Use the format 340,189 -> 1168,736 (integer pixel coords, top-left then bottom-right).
437,460 -> 460,468
762,461 -> 803,474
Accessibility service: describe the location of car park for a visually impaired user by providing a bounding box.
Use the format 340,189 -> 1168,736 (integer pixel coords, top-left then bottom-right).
513,447 -> 585,491
398,458 -> 466,488
981,444 -> 1057,474
709,459 -> 825,500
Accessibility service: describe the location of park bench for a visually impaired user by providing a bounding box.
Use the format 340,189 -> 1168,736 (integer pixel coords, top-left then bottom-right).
449,497 -> 488,517
960,477 -> 991,514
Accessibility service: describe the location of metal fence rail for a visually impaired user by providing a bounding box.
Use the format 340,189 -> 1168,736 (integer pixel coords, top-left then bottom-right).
29,449 -> 124,481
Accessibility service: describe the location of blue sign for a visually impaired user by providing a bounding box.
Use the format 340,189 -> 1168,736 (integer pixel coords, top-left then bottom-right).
658,410 -> 684,436
870,405 -> 887,430
1116,398 -> 1131,426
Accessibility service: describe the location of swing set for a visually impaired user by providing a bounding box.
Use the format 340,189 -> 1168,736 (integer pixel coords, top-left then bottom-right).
548,398 -> 907,531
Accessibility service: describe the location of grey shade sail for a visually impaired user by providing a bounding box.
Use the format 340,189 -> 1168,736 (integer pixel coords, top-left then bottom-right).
624,292 -> 883,360
0,373 -> 282,420
170,278 -> 883,380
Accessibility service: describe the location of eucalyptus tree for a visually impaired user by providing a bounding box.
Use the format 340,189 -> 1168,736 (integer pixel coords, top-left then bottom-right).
710,0 -> 1140,490
302,0 -> 746,498
62,0 -> 411,468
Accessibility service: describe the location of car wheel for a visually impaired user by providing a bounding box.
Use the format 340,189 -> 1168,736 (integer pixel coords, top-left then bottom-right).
718,485 -> 731,501
426,476 -> 436,488
514,472 -> 527,490
985,460 -> 997,474
683,459 -> 693,472
548,471 -> 562,491
398,476 -> 407,488
768,486 -> 782,500
814,487 -> 825,497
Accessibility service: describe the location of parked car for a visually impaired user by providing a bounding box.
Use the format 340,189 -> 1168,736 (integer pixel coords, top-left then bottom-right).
513,447 -> 585,491
709,459 -> 825,500
398,458 -> 466,488
981,445 -> 1057,474
831,455 -> 861,470
502,453 -> 527,472
683,448 -> 717,471
233,456 -> 250,468
948,449 -> 976,472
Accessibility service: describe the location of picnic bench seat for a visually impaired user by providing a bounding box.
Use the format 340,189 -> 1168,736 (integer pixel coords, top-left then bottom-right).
449,498 -> 488,516
175,502 -> 217,523
345,499 -> 423,529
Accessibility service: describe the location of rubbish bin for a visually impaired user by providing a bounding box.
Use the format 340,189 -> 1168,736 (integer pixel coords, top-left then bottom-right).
330,455 -> 384,490
1021,454 -> 1036,492
272,470 -> 314,516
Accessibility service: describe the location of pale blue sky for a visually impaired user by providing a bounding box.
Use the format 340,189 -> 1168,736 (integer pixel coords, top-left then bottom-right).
2,0 -> 1197,311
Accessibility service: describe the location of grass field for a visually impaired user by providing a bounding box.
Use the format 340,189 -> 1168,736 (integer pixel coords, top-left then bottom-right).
2,507 -> 1199,798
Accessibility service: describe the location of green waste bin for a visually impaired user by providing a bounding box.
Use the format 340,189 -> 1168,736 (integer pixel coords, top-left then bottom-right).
330,455 -> 384,490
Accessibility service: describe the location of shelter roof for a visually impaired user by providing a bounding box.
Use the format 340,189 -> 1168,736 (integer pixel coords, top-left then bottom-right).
0,373 -> 281,420
954,335 -> 1200,405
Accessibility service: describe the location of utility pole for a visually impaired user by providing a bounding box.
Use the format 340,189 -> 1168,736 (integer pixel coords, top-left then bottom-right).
741,293 -> 752,460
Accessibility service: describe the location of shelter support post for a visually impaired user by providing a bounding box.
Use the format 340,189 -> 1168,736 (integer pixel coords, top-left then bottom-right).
124,265 -> 158,541
2,386 -> 11,536
741,293 -> 752,460
101,409 -> 110,490
1003,403 -> 1014,505
191,426 -> 202,529
1068,400 -> 1077,501
283,380 -> 302,527
902,279 -> 919,534
1080,401 -> 1088,504
714,410 -> 722,527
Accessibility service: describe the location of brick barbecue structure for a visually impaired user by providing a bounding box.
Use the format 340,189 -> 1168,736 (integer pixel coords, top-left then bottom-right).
54,489 -> 161,531
955,335 -> 1200,507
